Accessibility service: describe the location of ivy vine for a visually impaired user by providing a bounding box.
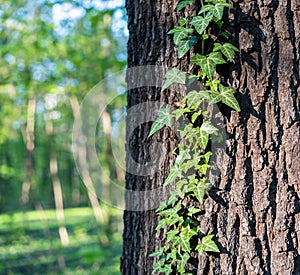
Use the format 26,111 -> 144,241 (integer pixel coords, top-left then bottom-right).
149,0 -> 240,274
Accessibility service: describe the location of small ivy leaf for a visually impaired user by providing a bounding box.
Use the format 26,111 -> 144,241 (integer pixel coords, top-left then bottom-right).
184,90 -> 203,108
161,68 -> 187,92
172,107 -> 190,120
177,0 -> 195,11
200,121 -> 218,134
167,229 -> 180,242
189,181 -> 211,204
199,3 -> 232,20
179,18 -> 188,26
156,200 -> 168,212
164,164 -> 182,185
178,252 -> 190,274
188,206 -> 202,216
178,36 -> 197,58
159,203 -> 181,217
213,42 -> 239,61
156,218 -> 167,230
208,51 -> 226,65
219,84 -> 240,112
150,247 -> 165,257
190,14 -> 213,35
168,26 -> 194,45
191,111 -> 201,123
198,129 -> 209,149
178,39 -> 191,58
198,235 -> 220,253
149,105 -> 173,137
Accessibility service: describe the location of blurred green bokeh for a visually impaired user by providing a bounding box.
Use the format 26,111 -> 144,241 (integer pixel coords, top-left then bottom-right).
0,0 -> 127,274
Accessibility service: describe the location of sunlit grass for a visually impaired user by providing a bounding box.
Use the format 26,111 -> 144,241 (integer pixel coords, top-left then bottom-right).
0,207 -> 123,274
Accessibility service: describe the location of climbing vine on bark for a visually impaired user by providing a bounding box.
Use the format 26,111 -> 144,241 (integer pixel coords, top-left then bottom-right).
149,0 -> 240,273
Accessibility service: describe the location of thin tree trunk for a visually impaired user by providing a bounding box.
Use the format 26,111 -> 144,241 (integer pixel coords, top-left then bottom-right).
70,96 -> 107,224
46,120 -> 69,247
21,95 -> 36,205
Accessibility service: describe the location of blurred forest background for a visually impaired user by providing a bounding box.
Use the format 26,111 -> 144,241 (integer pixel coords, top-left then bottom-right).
0,0 -> 127,274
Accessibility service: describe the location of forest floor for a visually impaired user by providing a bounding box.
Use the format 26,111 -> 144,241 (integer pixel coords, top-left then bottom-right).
0,207 -> 122,275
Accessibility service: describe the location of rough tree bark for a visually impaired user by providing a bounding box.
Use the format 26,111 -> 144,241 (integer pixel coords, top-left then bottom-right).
121,0 -> 300,274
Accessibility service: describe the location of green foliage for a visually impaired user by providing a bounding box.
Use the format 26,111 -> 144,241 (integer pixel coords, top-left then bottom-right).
150,0 -> 240,273
0,208 -> 123,274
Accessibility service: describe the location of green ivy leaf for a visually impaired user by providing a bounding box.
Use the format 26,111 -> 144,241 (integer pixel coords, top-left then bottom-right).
167,229 -> 180,241
198,129 -> 209,149
178,252 -> 190,274
178,36 -> 197,58
213,42 -> 239,61
178,39 -> 191,58
200,121 -> 218,134
168,26 -> 194,45
164,163 -> 182,185
191,111 -> 201,123
199,3 -> 232,20
219,84 -> 240,111
189,180 -> 211,204
159,203 -> 181,217
177,0 -> 195,11
156,218 -> 167,230
196,235 -> 220,253
191,52 -> 225,80
183,90 -> 203,108
190,14 -> 213,35
188,206 -> 202,216
150,246 -> 165,257
161,68 -> 187,92
149,105 -> 173,137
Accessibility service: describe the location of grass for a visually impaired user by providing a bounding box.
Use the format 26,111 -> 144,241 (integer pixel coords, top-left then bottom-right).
0,207 -> 123,275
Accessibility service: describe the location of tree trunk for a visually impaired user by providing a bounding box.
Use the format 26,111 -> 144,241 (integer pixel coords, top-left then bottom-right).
196,1 -> 300,274
122,0 -> 300,274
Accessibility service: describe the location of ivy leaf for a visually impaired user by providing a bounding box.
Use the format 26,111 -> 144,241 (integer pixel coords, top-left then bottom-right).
219,84 -> 240,111
200,121 -> 218,134
188,206 -> 202,216
198,129 -> 209,149
191,111 -> 201,123
156,218 -> 167,230
149,105 -> 173,137
164,164 -> 182,185
168,26 -> 194,45
176,227 -> 197,252
161,68 -> 187,92
178,36 -> 197,58
190,14 -> 213,35
167,229 -> 180,242
178,252 -> 190,274
189,180 -> 211,204
191,52 -> 225,80
199,3 -> 232,20
196,235 -> 220,253
159,202 -> 181,217
178,39 -> 191,58
172,107 -> 190,120
177,0 -> 195,11
183,90 -> 203,108
208,51 -> 226,65
150,246 -> 165,257
213,42 -> 239,61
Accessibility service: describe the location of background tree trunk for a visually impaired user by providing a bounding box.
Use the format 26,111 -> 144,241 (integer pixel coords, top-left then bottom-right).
122,0 -> 300,274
